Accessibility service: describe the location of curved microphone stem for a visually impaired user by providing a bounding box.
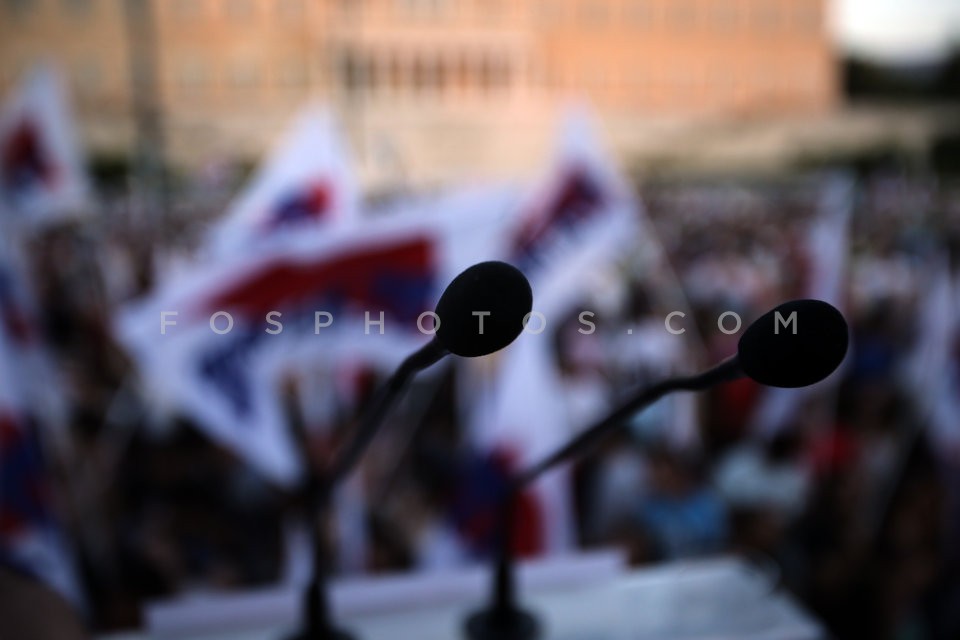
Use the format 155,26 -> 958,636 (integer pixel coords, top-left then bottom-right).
515,355 -> 743,486
287,414 -> 345,639
465,484 -> 539,640
466,356 -> 744,640
329,337 -> 448,484
290,337 -> 448,640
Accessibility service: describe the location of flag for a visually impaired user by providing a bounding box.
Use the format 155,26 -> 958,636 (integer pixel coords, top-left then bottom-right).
464,108 -> 641,556
507,106 -> 637,318
116,217 -> 452,487
207,105 -> 359,257
799,172 -> 854,309
0,247 -> 82,608
118,178 -> 520,579
474,336 -> 576,555
750,172 -> 854,438
0,65 -> 88,226
366,182 -> 519,277
903,259 -> 960,454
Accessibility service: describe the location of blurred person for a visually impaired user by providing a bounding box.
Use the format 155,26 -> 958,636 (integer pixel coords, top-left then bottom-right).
0,566 -> 88,640
396,477 -> 470,573
553,306 -> 610,428
714,429 -> 811,520
713,429 -> 811,556
699,303 -> 764,454
395,411 -> 473,572
576,431 -> 648,547
634,447 -> 727,562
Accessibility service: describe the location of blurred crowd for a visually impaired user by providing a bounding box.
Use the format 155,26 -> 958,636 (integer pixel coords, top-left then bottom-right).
18,166 -> 960,640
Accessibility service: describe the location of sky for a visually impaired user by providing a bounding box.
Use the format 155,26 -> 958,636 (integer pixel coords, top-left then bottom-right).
832,0 -> 960,61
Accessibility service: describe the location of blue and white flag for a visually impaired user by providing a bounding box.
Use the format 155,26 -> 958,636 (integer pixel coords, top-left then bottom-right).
468,108 -> 640,556
749,173 -> 854,438
207,105 -> 359,257
0,65 -> 89,227
0,246 -> 82,608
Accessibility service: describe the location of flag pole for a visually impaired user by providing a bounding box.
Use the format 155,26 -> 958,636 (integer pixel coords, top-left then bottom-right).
122,0 -> 170,241
282,381 -> 351,640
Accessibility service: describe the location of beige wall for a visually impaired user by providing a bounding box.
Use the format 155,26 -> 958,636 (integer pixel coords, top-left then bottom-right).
0,0 -> 838,185
0,0 -> 135,151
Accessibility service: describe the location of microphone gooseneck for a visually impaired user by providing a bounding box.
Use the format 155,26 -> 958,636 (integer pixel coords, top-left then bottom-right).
329,338 -> 448,483
514,356 -> 743,487
738,298 -> 849,389
464,299 -> 849,640
435,261 -> 533,357
516,299 -> 848,486
290,261 -> 532,640
331,260 -> 533,483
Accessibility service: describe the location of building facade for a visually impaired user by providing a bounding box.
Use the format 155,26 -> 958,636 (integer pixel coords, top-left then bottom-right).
0,0 -> 837,185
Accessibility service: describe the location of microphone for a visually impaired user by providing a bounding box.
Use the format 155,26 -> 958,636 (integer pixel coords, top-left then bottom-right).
738,298 -> 848,388
288,261 -> 531,640
330,261 -> 533,482
464,299 -> 848,640
435,260 -> 533,357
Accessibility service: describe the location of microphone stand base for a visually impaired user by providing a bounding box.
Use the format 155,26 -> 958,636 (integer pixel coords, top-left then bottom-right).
464,607 -> 540,640
284,629 -> 355,640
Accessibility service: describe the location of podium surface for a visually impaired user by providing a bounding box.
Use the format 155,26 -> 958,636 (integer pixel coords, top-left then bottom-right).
105,554 -> 822,640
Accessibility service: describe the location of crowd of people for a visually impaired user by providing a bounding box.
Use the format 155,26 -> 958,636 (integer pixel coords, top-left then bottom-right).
15,166 -> 960,639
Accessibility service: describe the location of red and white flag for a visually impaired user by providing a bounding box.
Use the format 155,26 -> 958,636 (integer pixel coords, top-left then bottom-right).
467,108 -> 641,555
507,106 -> 637,318
207,105 -> 359,257
750,172 -> 854,438
0,245 -> 82,608
116,220 -> 444,486
0,65 -> 89,227
903,258 -> 960,455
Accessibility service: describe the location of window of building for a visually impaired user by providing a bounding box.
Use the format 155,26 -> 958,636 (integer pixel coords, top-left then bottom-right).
412,56 -> 427,93
492,56 -> 510,89
278,61 -> 307,87
398,0 -> 446,16
62,0 -> 92,17
411,55 -> 443,93
625,0 -> 653,26
481,0 -> 506,24
535,0 -> 562,24
453,52 -> 469,90
710,68 -> 734,91
667,0 -> 695,28
593,67 -> 610,91
752,0 -> 780,28
177,60 -> 209,90
796,2 -> 820,30
710,0 -> 738,30
228,61 -> 260,88
388,54 -> 403,93
480,56 -> 495,90
224,0 -> 254,19
173,0 -> 205,20
4,60 -> 27,86
580,0 -> 608,25
434,57 -> 447,92
338,0 -> 360,16
339,51 -> 361,93
276,0 -> 304,19
754,65 -> 774,91
364,55 -> 379,93
4,0 -> 34,17
75,58 -> 101,94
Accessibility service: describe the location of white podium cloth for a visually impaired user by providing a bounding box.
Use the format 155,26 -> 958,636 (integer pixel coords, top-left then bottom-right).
100,552 -> 822,640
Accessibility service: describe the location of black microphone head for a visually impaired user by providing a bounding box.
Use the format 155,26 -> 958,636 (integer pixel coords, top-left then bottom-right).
434,261 -> 533,358
738,299 -> 849,388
